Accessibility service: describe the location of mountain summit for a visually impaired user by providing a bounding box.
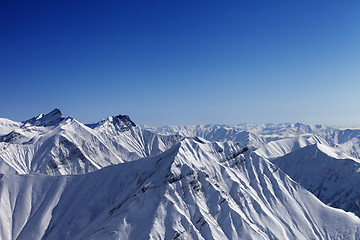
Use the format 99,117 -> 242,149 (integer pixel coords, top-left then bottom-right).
87,114 -> 136,131
0,111 -> 181,175
22,108 -> 65,127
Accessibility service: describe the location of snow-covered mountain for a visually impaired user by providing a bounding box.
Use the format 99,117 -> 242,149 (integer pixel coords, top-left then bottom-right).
1,138 -> 359,240
0,118 -> 21,136
1,111 -> 358,176
144,124 -> 270,148
250,135 -> 360,218
254,135 -> 327,160
1,110 -> 360,239
22,108 -> 65,127
272,142 -> 360,217
0,109 -> 182,175
145,123 -> 360,219
147,123 -> 360,158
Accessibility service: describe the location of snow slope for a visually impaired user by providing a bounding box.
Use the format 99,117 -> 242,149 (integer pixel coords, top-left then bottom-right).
0,109 -> 182,175
1,138 -> 359,240
254,135 -> 327,160
273,143 -> 360,217
0,118 -> 21,136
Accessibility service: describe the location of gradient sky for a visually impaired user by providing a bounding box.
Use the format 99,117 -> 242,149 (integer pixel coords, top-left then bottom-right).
1,1 -> 360,127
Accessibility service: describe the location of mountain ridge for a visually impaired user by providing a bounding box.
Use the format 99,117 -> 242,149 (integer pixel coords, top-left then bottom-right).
273,142 -> 360,217
0,109 -> 182,175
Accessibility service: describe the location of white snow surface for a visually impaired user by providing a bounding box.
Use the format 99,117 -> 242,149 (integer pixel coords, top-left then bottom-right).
1,138 -> 359,240
254,135 -> 324,160
0,118 -> 21,136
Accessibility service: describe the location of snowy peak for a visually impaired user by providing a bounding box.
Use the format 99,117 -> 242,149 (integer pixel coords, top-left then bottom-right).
22,108 -> 65,127
111,114 -> 136,129
87,114 -> 136,131
0,111 -> 183,175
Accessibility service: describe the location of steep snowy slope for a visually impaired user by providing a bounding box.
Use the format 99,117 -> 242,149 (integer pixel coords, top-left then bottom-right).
0,116 -> 118,175
1,138 -> 359,240
88,115 -> 183,161
334,129 -> 360,159
0,109 -> 182,175
0,118 -> 21,136
255,135 -> 327,160
273,143 -> 360,217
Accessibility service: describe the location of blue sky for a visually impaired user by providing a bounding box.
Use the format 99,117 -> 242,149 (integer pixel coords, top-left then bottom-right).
1,1 -> 359,127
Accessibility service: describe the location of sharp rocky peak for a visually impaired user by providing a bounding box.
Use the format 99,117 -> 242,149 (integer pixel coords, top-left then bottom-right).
22,108 -> 65,127
108,114 -> 136,131
113,114 -> 135,125
87,114 -> 136,131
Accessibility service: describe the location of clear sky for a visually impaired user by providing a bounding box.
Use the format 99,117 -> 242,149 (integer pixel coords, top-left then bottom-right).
1,1 -> 359,127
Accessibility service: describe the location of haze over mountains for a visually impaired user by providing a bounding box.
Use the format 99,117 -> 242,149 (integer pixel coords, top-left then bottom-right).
0,109 -> 360,239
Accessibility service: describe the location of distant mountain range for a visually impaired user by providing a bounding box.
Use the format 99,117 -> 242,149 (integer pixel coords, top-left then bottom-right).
0,109 -> 359,239
145,123 -> 360,158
